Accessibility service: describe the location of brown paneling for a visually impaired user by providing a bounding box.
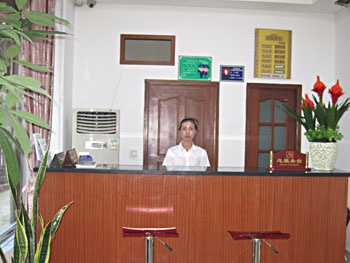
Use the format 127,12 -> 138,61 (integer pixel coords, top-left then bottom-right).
144,79 -> 219,170
40,172 -> 348,262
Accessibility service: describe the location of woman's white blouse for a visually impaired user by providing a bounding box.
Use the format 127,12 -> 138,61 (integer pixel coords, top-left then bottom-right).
162,143 -> 210,171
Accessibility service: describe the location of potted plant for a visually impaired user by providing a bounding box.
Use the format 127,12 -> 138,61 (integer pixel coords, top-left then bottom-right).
0,1 -> 72,262
284,75 -> 350,170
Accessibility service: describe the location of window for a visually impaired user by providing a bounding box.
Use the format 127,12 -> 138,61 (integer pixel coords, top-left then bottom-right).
120,34 -> 175,65
0,38 -> 17,249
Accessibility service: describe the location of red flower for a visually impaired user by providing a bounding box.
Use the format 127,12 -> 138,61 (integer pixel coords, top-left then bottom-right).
329,79 -> 344,104
301,94 -> 315,109
312,75 -> 326,97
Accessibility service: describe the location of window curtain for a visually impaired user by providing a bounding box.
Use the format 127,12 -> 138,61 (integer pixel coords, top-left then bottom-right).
21,0 -> 56,214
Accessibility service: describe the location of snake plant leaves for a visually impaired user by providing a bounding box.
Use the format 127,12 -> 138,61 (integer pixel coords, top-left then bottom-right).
15,215 -> 28,261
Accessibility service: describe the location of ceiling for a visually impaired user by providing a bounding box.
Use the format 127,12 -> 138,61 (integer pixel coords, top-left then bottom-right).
96,0 -> 346,14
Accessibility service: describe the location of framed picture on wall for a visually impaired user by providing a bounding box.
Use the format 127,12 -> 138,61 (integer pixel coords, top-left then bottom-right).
178,56 -> 212,81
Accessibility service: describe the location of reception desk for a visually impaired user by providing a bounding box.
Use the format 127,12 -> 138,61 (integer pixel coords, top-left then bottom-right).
39,166 -> 349,262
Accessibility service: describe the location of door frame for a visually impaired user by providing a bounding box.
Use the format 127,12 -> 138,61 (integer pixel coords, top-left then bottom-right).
245,82 -> 302,168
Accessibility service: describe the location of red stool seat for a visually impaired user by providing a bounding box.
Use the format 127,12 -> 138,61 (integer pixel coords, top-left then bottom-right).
122,226 -> 179,237
228,230 -> 290,240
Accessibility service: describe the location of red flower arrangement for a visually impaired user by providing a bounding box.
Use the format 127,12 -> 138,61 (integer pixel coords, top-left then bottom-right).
284,76 -> 350,142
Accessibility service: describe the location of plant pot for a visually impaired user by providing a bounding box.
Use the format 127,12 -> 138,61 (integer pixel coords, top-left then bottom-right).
309,142 -> 338,171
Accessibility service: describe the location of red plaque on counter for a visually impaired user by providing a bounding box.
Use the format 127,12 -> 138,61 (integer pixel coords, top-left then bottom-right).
267,150 -> 310,172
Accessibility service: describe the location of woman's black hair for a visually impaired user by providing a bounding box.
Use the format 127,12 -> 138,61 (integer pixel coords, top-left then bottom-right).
178,117 -> 199,130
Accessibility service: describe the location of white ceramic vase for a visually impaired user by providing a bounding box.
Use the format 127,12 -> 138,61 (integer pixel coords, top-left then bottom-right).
309,142 -> 338,171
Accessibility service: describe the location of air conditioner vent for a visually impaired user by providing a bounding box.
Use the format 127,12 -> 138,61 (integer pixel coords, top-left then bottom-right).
76,111 -> 117,134
72,109 -> 120,164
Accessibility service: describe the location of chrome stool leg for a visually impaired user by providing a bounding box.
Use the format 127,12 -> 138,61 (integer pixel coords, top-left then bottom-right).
228,230 -> 290,263
122,227 -> 178,263
252,239 -> 261,263
145,236 -> 154,263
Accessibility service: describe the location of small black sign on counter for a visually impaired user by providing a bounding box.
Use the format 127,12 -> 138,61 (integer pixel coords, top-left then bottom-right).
50,152 -> 65,168
62,149 -> 78,168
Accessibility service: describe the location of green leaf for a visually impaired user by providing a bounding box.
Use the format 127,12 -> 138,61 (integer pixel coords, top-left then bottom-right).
0,60 -> 7,75
15,0 -> 27,11
0,24 -> 13,31
20,199 -> 34,263
24,30 -> 68,40
15,215 -> 28,261
35,201 -> 73,263
24,11 -> 56,28
0,3 -> 17,13
5,45 -> 21,60
14,59 -> 52,73
6,13 -> 21,25
50,201 -> 74,237
13,28 -> 35,45
4,75 -> 41,89
9,114 -> 31,155
3,75 -> 52,99
35,221 -> 52,263
5,92 -> 21,108
0,111 -> 7,125
5,162 -> 18,206
32,152 -> 48,243
0,77 -> 38,104
13,229 -> 20,262
0,128 -> 20,188
0,76 -> 20,97
0,28 -> 21,46
11,110 -> 51,129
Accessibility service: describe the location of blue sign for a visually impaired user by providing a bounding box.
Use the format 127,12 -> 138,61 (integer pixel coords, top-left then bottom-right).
220,65 -> 244,82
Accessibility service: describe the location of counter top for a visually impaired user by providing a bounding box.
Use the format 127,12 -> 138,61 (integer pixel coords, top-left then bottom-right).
45,164 -> 350,177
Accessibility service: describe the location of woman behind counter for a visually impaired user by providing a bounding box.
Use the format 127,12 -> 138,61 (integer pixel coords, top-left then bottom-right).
162,117 -> 210,171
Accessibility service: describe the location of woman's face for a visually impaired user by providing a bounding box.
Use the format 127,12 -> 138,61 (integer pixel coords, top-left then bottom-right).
179,120 -> 197,143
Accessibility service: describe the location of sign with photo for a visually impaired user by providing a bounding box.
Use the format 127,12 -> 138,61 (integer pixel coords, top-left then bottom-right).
254,28 -> 292,79
178,56 -> 212,81
220,65 -> 244,82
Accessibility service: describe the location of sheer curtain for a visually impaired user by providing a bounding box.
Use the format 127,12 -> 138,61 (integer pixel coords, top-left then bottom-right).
21,0 -> 56,214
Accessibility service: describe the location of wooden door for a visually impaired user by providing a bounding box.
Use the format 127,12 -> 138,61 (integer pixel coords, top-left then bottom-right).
245,83 -> 302,168
144,79 -> 219,169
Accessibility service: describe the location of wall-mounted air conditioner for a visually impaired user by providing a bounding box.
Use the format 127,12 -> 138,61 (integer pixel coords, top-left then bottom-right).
72,108 -> 120,164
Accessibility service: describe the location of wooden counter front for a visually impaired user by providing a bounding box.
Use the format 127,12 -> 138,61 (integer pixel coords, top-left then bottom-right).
39,171 -> 348,262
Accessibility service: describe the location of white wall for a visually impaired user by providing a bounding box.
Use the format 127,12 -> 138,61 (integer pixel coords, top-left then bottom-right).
65,4 -> 340,166
335,7 -> 350,251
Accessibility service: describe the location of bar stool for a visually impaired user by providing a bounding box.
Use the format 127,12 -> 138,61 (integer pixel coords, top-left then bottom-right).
122,227 -> 178,263
228,230 -> 290,263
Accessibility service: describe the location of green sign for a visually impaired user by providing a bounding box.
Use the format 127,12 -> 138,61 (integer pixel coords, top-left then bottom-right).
178,56 -> 212,81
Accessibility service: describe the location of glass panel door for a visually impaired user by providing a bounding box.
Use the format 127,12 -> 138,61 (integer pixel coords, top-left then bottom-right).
258,98 -> 288,167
